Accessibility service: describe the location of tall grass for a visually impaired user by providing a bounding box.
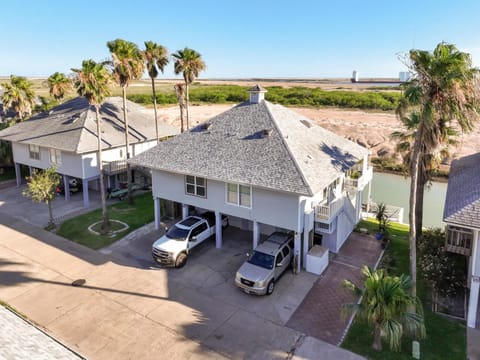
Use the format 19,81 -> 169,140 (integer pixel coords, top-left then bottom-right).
126,84 -> 400,111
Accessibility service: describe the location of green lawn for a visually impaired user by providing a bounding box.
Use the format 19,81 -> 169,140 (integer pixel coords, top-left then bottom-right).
342,219 -> 466,359
57,192 -> 155,249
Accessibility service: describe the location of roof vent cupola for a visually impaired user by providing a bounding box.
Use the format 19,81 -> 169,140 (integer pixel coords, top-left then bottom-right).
248,84 -> 267,104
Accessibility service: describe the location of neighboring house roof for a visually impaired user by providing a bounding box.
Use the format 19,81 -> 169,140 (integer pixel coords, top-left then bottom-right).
130,99 -> 368,196
0,97 -> 179,154
443,152 -> 480,228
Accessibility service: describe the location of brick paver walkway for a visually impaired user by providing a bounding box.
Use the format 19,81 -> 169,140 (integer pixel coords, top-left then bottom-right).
0,306 -> 82,359
286,232 -> 382,346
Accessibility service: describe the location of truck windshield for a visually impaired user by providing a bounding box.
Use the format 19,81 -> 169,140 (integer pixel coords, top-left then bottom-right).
165,226 -> 189,241
247,251 -> 274,270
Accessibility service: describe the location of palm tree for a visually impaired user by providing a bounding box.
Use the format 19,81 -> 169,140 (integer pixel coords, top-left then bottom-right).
391,112 -> 457,239
343,266 -> 425,352
47,72 -> 72,102
1,75 -> 35,120
172,47 -> 206,130
142,41 -> 169,143
107,39 -> 145,205
398,42 -> 480,298
71,60 -> 112,233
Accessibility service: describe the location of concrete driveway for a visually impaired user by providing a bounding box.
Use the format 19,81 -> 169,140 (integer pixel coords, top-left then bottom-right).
102,225 -> 318,326
0,184 -> 107,228
0,212 -> 363,359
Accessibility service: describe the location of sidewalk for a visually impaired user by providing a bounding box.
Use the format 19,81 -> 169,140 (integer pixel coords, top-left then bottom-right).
287,232 -> 382,346
0,306 -> 83,359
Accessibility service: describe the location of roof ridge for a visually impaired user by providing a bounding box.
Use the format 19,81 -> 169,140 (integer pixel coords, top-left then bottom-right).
74,104 -> 94,153
263,101 -> 313,196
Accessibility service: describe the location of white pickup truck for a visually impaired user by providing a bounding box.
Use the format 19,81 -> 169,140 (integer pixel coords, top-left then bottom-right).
152,212 -> 228,268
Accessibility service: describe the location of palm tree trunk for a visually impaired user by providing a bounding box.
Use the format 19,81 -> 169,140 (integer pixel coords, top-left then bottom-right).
409,127 -> 424,299
151,77 -> 159,143
415,173 -> 425,240
174,84 -> 185,133
96,106 -> 109,232
373,323 -> 383,351
122,87 -> 133,205
47,200 -> 54,228
185,82 -> 189,130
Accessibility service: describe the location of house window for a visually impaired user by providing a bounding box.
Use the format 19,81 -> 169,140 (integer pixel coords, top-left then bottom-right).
28,144 -> 40,160
226,183 -> 252,208
49,149 -> 62,165
185,175 -> 206,197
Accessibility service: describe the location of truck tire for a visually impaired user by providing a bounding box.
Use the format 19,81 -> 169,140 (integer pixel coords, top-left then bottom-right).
175,252 -> 188,268
266,279 -> 275,295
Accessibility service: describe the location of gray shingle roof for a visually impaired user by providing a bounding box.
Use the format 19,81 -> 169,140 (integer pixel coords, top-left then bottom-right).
130,100 -> 368,196
443,152 -> 480,228
0,97 -> 178,154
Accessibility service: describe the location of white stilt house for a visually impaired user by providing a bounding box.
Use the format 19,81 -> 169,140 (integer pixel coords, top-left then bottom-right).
130,86 -> 373,273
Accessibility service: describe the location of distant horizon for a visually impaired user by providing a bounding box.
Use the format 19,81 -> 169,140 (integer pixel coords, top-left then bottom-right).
1,1 -> 479,79
0,75 -> 403,80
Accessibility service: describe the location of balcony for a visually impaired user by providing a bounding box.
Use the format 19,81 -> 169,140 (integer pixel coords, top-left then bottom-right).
445,226 -> 472,256
345,166 -> 373,192
102,160 -> 127,175
315,197 -> 344,223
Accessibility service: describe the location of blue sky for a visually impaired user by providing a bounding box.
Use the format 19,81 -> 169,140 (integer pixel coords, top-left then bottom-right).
2,0 -> 480,79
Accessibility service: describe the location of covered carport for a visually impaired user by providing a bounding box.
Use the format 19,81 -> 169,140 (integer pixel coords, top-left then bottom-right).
152,197 -> 302,272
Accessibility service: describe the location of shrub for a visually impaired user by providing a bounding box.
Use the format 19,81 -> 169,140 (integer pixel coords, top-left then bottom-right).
418,228 -> 467,297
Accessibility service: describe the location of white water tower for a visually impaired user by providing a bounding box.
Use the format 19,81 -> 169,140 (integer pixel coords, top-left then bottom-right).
399,71 -> 411,82
351,70 -> 359,83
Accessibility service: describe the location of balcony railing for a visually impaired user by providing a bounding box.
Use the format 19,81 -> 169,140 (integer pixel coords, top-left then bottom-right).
345,166 -> 373,191
445,226 -> 472,256
102,160 -> 127,175
315,197 -> 344,222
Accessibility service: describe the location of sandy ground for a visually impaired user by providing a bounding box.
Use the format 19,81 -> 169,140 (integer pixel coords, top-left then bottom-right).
154,103 -> 480,164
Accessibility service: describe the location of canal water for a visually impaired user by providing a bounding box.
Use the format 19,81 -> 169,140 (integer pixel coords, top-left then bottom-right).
370,172 -> 448,229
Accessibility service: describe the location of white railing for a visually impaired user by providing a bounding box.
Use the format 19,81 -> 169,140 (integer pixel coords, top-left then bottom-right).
345,166 -> 373,191
315,197 -> 344,222
446,226 -> 472,256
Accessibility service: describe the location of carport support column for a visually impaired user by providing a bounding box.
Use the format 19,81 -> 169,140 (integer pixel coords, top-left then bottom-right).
215,211 -> 223,249
14,163 -> 21,186
253,221 -> 260,249
182,204 -> 189,219
294,232 -> 301,274
468,277 -> 480,327
63,175 -> 70,201
303,229 -> 309,268
154,197 -> 161,230
82,179 -> 89,208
